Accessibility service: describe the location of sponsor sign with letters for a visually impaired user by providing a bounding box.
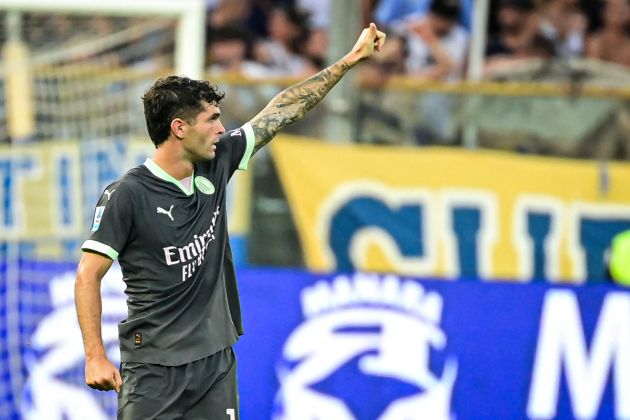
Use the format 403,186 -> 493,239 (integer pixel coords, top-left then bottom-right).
271,136 -> 630,282
2,264 -> 627,419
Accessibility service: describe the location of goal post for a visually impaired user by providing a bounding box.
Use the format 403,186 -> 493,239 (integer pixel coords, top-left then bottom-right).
0,0 -> 208,143
1,0 -> 207,79
3,12 -> 35,142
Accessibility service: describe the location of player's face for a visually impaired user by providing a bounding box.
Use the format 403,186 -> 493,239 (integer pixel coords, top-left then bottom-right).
183,102 -> 225,162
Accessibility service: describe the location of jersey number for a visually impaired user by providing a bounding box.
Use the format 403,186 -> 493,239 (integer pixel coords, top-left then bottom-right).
226,408 -> 236,420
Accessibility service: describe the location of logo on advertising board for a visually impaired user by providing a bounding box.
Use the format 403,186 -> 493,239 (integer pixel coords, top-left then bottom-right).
20,267 -> 126,419
273,273 -> 457,420
528,290 -> 630,419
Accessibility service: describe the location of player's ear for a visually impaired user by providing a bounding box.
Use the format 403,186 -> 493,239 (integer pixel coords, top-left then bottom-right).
170,118 -> 186,140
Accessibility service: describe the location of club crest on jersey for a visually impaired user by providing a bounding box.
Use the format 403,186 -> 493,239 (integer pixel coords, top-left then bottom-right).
194,176 -> 215,195
273,273 -> 458,420
91,206 -> 105,232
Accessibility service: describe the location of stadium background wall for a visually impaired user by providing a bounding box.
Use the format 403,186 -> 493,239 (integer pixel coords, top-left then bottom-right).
1,265 -> 629,419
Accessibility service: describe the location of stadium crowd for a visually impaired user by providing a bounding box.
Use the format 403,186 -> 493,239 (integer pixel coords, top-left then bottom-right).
1,0 -> 628,154
203,0 -> 630,151
204,0 -> 630,81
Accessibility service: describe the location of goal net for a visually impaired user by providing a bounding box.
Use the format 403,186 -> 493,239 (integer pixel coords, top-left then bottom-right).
1,13 -> 177,142
0,0 -> 206,144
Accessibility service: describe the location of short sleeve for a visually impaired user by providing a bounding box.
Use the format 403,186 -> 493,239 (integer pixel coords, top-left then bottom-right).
81,181 -> 133,260
216,123 -> 255,174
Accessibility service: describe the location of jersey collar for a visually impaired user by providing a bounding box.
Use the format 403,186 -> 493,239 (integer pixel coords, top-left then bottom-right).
143,158 -> 194,196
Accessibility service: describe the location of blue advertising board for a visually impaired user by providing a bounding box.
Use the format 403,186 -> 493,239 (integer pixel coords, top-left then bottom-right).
1,263 -> 629,419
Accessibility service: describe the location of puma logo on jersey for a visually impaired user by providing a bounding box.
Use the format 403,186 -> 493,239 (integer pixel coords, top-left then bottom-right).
104,189 -> 115,201
157,205 -> 174,222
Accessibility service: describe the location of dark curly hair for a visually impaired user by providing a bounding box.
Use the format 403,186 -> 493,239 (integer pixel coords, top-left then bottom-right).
142,76 -> 225,147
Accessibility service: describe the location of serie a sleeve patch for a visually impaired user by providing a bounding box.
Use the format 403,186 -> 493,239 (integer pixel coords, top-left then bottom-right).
91,206 -> 105,232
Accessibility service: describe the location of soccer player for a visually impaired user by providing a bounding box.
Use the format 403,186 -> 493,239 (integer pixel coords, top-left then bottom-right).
75,23 -> 386,419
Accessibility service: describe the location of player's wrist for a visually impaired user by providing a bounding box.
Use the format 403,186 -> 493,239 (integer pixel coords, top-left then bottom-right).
341,52 -> 361,69
85,347 -> 108,362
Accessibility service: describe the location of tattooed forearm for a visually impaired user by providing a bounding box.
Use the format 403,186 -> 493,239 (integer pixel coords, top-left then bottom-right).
249,60 -> 352,154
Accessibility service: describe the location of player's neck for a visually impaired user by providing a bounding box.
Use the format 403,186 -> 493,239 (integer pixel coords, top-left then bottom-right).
153,144 -> 194,180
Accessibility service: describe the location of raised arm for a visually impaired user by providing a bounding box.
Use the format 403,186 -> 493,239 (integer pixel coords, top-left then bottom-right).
249,23 -> 386,154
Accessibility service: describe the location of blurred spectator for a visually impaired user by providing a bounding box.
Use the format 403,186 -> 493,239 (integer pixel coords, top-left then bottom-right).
586,0 -> 630,68
359,34 -> 408,88
486,0 -> 539,58
297,0 -> 330,29
206,24 -> 268,77
206,0 -> 288,40
484,32 -> 556,75
484,0 -> 556,77
537,0 -> 588,58
297,0 -> 330,67
207,0 -> 251,28
401,0 -> 469,81
373,0 -> 473,30
376,0 -> 469,145
205,24 -> 272,128
253,4 -> 317,77
357,34 -> 415,144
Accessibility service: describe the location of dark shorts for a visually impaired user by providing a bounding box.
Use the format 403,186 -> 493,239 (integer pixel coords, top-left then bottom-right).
118,347 -> 239,420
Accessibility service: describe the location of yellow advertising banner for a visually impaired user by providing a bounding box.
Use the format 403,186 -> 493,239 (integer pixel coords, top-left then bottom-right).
271,135 -> 630,282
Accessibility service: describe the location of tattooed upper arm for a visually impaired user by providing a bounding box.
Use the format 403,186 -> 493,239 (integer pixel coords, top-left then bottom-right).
249,104 -> 300,155
248,60 -> 351,155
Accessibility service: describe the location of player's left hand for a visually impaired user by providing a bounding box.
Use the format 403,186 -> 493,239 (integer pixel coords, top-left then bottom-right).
345,23 -> 387,66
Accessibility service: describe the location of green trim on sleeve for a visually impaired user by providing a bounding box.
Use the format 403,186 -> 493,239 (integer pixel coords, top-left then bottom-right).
144,158 -> 194,195
82,240 -> 119,260
238,123 -> 256,170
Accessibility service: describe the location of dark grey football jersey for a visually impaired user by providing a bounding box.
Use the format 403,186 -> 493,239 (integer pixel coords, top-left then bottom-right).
82,124 -> 255,366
